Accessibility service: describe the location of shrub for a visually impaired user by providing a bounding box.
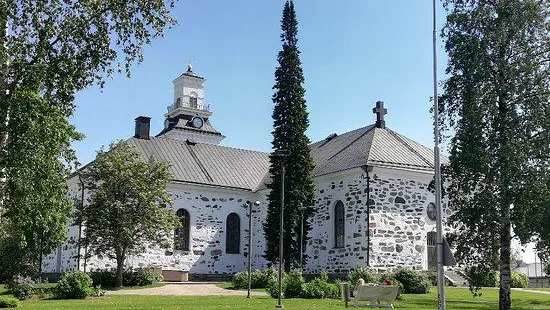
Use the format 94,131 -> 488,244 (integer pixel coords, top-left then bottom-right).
348,267 -> 379,285
465,266 -> 499,288
545,263 -> 550,277
231,271 -> 248,289
510,271 -> 529,288
301,272 -> 339,299
0,295 -> 20,308
426,271 -> 438,286
90,285 -> 106,297
89,268 -> 162,287
232,268 -> 277,289
89,269 -> 117,288
124,268 -> 163,286
5,276 -> 34,300
393,268 -> 430,294
54,271 -> 93,299
283,270 -> 304,298
258,268 -> 277,287
378,272 -> 404,300
265,278 -> 285,298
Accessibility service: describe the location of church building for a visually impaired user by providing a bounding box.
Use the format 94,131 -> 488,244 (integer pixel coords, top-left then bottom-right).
43,65 -> 452,277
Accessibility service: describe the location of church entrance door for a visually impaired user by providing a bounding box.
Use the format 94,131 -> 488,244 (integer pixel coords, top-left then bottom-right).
427,231 -> 437,271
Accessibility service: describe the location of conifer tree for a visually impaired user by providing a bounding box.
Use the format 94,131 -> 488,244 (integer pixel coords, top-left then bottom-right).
263,0 -> 315,271
440,1 -> 549,309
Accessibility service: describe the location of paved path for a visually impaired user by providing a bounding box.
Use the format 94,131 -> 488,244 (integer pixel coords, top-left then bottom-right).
512,288 -> 550,295
108,283 -> 267,296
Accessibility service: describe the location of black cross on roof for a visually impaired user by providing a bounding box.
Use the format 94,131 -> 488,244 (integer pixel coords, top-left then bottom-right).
373,101 -> 387,129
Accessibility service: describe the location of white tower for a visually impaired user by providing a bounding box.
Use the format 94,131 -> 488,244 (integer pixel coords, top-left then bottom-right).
158,64 -> 225,145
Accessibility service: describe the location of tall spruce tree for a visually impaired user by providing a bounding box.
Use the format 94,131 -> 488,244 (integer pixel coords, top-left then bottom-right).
440,1 -> 549,309
263,0 -> 315,271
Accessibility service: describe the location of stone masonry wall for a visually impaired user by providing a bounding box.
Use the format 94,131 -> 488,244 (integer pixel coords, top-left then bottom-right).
304,168 -> 452,274
43,180 -> 269,274
44,166 -> 451,276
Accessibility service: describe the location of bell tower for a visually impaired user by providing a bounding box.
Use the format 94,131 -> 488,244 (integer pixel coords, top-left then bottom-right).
158,64 -> 225,145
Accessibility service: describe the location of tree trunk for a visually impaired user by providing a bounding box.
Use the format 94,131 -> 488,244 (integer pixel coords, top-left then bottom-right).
115,251 -> 125,287
499,202 -> 512,310
38,235 -> 43,275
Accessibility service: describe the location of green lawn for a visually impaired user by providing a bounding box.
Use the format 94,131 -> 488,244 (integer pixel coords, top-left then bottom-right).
529,288 -> 550,292
11,287 -> 550,310
215,282 -> 265,292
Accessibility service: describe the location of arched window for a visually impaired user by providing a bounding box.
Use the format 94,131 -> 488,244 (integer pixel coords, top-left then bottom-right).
427,203 -> 437,221
174,209 -> 190,251
226,213 -> 240,254
334,201 -> 345,248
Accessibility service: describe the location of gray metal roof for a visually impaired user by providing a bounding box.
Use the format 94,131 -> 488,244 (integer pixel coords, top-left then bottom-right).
157,118 -> 224,138
128,137 -> 269,191
94,124 -> 439,192
311,125 -> 442,176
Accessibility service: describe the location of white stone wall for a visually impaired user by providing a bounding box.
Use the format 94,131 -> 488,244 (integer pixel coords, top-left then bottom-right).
172,75 -> 205,110
304,167 -> 452,274
44,165 -> 452,276
44,179 -> 269,275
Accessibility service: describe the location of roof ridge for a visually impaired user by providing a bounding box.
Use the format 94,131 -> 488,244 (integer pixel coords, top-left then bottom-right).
310,125 -> 375,176
150,136 -> 270,155
311,124 -> 374,145
185,142 -> 214,183
327,125 -> 375,161
386,129 -> 433,167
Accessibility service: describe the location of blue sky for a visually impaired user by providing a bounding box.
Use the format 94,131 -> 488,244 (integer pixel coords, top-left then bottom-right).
72,0 -> 448,165
71,0 -> 540,264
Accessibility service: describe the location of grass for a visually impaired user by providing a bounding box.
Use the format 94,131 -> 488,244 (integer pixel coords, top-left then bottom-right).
0,282 -> 164,295
11,287 -> 550,309
215,282 -> 265,292
528,288 -> 550,292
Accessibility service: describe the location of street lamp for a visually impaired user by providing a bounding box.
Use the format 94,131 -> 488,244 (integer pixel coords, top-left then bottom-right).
361,165 -> 373,267
247,200 -> 261,299
273,149 -> 288,309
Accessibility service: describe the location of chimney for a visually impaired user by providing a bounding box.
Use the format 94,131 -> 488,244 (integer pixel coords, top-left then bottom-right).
134,116 -> 151,139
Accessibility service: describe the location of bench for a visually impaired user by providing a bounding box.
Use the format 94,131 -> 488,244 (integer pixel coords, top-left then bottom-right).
353,284 -> 398,308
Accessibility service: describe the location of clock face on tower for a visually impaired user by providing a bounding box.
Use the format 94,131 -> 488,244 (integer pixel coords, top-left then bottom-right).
191,116 -> 204,129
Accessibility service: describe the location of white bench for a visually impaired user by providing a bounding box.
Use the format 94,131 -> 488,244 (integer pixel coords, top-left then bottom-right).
353,285 -> 398,308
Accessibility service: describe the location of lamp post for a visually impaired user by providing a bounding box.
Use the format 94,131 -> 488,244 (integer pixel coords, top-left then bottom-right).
273,149 -> 288,309
361,165 -> 373,267
432,0 -> 446,308
247,200 -> 261,299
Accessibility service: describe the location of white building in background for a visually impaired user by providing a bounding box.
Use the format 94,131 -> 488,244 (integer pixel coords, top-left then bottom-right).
43,65 -> 451,278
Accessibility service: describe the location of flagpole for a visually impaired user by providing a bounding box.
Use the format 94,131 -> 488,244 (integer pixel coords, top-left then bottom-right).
432,0 -> 446,309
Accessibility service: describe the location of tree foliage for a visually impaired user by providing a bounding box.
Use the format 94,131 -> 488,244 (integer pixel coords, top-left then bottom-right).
0,0 -> 177,277
263,0 -> 315,271
440,1 -> 549,309
0,90 -> 80,278
81,141 -> 179,287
